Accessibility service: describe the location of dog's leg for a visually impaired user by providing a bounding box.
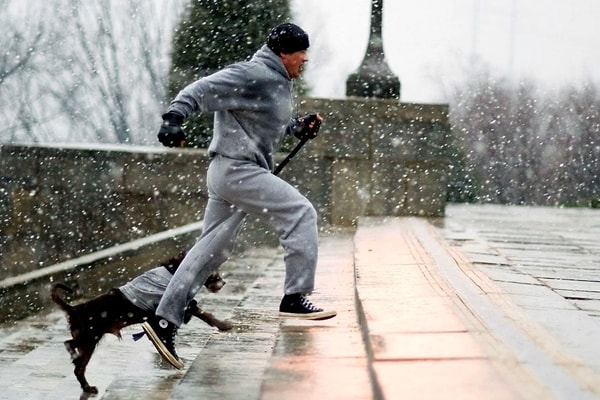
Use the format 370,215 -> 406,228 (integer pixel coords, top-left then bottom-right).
73,344 -> 98,394
64,339 -> 79,361
187,302 -> 233,331
197,310 -> 234,331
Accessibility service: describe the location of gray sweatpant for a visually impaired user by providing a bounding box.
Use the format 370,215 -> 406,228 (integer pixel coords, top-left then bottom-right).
156,155 -> 319,327
119,266 -> 172,313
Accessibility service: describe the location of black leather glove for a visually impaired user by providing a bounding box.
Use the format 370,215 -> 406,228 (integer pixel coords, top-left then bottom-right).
157,112 -> 186,147
291,113 -> 321,140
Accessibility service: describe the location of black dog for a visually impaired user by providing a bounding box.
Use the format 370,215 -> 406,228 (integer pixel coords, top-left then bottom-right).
51,252 -> 232,394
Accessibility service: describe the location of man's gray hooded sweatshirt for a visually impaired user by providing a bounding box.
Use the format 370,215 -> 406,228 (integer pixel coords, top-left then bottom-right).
167,44 -> 294,171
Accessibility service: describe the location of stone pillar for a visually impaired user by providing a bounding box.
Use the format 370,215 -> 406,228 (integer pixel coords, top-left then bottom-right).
298,98 -> 450,225
346,0 -> 401,99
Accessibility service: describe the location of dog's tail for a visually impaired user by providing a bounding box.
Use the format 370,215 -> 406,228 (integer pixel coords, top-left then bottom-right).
50,283 -> 74,312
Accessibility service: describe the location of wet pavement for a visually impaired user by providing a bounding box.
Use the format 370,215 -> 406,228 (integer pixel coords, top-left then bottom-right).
0,204 -> 599,399
437,204 -> 600,399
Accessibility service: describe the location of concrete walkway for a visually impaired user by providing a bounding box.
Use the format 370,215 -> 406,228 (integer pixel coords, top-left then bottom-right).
354,217 -> 537,400
437,204 -> 600,399
0,205 -> 599,399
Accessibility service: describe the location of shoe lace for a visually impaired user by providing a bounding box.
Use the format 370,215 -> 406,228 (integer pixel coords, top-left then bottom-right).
300,295 -> 323,312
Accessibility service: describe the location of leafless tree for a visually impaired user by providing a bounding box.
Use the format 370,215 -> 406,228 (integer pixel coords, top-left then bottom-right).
0,0 -> 186,145
47,0 -> 186,144
0,1 -> 55,143
449,68 -> 600,207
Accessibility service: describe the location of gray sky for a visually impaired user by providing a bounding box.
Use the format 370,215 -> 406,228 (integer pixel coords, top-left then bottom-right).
294,0 -> 600,103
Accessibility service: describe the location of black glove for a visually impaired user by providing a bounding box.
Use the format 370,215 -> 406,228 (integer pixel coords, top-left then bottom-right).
157,112 -> 186,147
291,113 -> 321,140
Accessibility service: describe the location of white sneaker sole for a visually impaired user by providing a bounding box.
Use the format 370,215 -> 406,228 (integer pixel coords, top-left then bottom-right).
142,322 -> 184,369
279,310 -> 337,320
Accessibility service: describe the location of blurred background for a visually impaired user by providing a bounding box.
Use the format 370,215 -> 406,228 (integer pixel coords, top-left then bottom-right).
1,0 -> 598,206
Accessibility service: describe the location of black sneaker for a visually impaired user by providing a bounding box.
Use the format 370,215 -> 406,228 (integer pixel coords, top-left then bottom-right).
279,293 -> 337,320
142,318 -> 184,369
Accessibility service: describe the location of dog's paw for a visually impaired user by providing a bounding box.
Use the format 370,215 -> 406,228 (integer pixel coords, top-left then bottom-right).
83,384 -> 99,394
216,320 -> 234,331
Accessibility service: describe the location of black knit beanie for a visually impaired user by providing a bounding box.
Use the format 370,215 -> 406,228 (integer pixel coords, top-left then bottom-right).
266,23 -> 309,54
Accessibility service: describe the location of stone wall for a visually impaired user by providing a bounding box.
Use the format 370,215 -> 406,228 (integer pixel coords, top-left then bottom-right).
301,98 -> 450,224
0,144 -> 210,279
0,97 -> 449,279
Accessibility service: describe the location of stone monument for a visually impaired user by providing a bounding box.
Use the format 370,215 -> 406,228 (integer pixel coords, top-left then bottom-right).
346,0 -> 401,99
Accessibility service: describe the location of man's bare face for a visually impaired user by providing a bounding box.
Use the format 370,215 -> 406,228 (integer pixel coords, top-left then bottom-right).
281,50 -> 309,79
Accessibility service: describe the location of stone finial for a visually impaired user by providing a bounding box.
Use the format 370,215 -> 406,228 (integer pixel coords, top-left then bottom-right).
345,0 -> 401,99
